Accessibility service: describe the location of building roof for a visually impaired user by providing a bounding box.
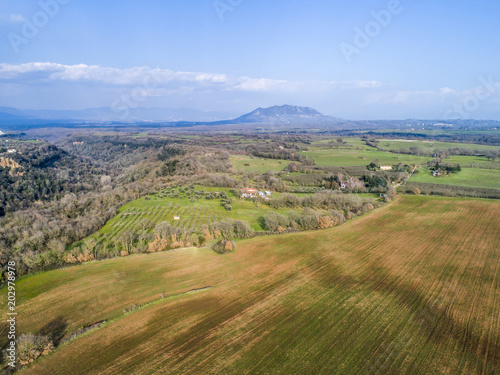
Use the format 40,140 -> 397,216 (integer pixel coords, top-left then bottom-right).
241,188 -> 257,193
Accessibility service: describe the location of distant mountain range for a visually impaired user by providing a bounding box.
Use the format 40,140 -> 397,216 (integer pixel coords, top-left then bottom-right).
0,104 -> 497,132
0,106 -> 239,126
0,104 -> 341,129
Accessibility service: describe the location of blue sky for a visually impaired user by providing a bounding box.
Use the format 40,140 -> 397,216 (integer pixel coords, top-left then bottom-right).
0,0 -> 499,120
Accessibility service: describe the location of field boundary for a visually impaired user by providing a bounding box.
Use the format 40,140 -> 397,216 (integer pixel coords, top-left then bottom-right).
23,286 -> 214,370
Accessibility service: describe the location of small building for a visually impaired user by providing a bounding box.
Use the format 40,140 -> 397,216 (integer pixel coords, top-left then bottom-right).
7,149 -> 17,154
240,188 -> 257,198
173,215 -> 181,220
380,165 -> 393,171
258,191 -> 265,197
265,191 -> 271,196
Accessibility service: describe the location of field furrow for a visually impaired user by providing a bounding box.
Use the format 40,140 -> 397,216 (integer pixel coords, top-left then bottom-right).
4,196 -> 498,375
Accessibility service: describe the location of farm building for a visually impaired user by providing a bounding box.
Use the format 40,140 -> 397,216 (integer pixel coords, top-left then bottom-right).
432,170 -> 441,177
380,165 -> 393,171
173,215 -> 181,220
240,188 -> 258,198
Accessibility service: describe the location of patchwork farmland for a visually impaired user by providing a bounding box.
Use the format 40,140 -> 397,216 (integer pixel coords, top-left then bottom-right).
3,196 -> 498,374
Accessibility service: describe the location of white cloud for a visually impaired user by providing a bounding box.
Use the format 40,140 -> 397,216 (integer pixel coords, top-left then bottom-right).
365,87 -> 468,106
330,80 -> 382,89
440,87 -> 456,95
0,63 -> 387,95
0,63 -> 229,87
0,14 -> 24,24
232,77 -> 290,92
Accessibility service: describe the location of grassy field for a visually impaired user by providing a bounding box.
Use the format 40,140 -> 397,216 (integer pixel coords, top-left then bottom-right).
445,155 -> 500,169
301,148 -> 431,166
411,167 -> 500,189
94,186 -> 330,237
310,137 -> 368,148
2,196 -> 498,374
378,139 -> 500,153
229,155 -> 289,173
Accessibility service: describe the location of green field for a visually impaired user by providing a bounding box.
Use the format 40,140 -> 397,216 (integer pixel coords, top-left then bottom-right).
411,167 -> 500,189
310,137 -> 368,148
301,148 -> 431,166
3,196 -> 498,374
378,139 -> 500,153
230,155 -> 289,173
445,155 -> 500,169
95,187 -> 333,237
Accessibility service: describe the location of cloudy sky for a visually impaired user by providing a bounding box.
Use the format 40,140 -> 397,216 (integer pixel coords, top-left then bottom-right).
1,0 -> 500,120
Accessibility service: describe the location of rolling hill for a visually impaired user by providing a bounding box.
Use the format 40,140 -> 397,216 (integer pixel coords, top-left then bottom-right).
3,196 -> 499,374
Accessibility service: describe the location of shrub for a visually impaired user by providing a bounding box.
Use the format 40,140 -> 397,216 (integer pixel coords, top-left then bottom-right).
385,187 -> 397,202
299,214 -> 319,230
233,220 -> 254,238
318,216 -> 336,229
262,212 -> 289,231
212,239 -> 236,254
13,333 -> 54,367
65,253 -> 77,264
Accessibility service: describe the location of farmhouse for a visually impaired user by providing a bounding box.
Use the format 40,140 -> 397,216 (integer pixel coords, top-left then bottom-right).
240,188 -> 257,198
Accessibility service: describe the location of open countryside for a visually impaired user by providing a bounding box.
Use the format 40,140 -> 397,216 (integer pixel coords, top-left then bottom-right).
1,2 -> 500,371
2,196 -> 498,374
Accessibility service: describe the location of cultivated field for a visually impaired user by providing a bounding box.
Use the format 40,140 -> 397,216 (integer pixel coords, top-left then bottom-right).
2,196 -> 498,374
301,148 -> 431,166
377,139 -> 500,153
445,155 -> 500,169
412,167 -> 500,189
229,155 -> 289,173
95,186 -> 322,237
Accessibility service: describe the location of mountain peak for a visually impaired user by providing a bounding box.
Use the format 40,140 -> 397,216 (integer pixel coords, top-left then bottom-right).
234,105 -> 331,124
250,105 -> 322,117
